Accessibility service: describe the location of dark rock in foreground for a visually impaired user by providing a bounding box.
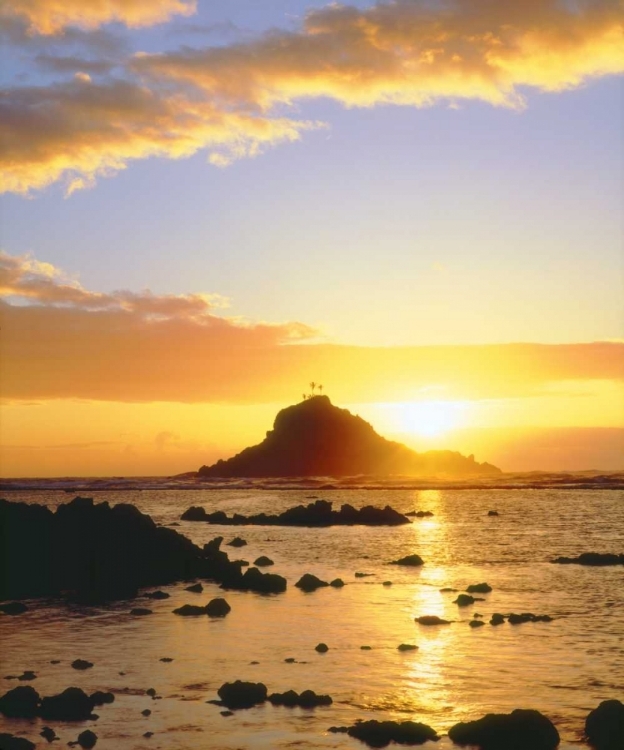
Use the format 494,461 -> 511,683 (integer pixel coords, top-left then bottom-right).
453,594 -> 482,607
39,688 -> 95,721
552,552 -> 624,566
448,708 -> 559,749
227,537 -> 247,547
344,719 -> 438,747
315,643 -> 329,653
198,395 -> 499,478
75,729 -> 97,748
173,604 -> 207,616
0,498 -> 288,602
0,734 -> 35,750
217,681 -> 268,709
71,660 -> 93,671
0,602 -> 28,615
90,692 -> 114,706
268,689 -> 332,708
296,574 -> 329,592
182,499 -> 411,527
205,598 -> 231,617
185,583 -> 203,593
466,583 -> 492,593
389,555 -> 424,567
254,556 -> 274,567
585,699 -> 624,750
0,686 -> 39,718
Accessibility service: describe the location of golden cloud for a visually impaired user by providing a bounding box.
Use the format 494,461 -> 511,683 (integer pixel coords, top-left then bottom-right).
1,0 -> 196,35
1,251 -> 622,404
134,0 -> 624,109
3,0 -> 623,194
0,78 -> 316,195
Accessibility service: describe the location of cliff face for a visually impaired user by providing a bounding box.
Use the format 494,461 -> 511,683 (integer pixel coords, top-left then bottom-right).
198,396 -> 500,478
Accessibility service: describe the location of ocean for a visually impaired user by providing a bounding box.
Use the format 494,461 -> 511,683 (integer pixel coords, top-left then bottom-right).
1,484 -> 623,749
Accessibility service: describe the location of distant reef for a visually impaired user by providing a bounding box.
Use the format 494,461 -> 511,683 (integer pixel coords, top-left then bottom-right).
198,396 -> 500,478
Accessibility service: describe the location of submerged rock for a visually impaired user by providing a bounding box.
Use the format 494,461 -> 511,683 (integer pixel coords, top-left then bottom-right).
415,615 -> 451,626
76,730 -> 97,748
217,681 -> 268,709
487,510 -> 499,516
330,578 -> 345,587
490,613 -> 506,626
272,689 -> 332,708
71,660 -> 93,670
466,583 -> 492,594
453,594 -> 481,607
39,688 -> 95,721
144,590 -> 169,599
406,510 -> 434,517
130,608 -> 153,616
90,692 -> 114,706
185,583 -> 203,593
227,537 -> 247,547
205,598 -> 231,617
448,708 -> 559,750
345,719 -> 438,747
507,613 -> 553,624
0,602 -> 28,615
295,574 -> 329,592
40,727 -> 58,743
397,644 -> 418,651
0,734 -> 35,750
0,686 -> 40,718
315,643 -> 329,653
389,555 -> 424,567
469,619 -> 486,628
253,556 -> 274,567
585,699 -> 624,750
552,552 -> 624,566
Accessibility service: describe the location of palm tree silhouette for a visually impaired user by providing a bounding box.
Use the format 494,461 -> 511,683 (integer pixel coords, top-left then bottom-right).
309,381 -> 316,396
318,384 -> 323,395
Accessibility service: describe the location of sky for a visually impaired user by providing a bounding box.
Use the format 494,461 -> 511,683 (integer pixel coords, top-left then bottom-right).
1,0 -> 623,476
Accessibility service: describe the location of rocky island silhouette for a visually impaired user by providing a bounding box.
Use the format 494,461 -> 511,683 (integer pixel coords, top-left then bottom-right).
198,395 -> 500,478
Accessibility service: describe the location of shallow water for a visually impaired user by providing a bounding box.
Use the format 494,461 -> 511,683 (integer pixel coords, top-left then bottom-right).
1,487 -> 623,749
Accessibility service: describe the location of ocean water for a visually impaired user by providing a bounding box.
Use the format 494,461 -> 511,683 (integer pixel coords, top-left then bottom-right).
1,487 -> 623,749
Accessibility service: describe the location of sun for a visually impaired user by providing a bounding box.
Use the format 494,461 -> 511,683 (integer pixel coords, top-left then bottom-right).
397,401 -> 463,437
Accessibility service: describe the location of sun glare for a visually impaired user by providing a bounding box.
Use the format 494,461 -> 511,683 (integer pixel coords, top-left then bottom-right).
398,401 -> 464,437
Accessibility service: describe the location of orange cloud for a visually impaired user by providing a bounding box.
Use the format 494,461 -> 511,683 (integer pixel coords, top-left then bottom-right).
1,0 -> 196,35
1,251 -> 622,404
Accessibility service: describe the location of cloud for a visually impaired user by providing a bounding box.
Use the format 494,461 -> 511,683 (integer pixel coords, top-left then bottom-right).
0,77 -> 317,195
2,0 -> 623,195
34,54 -> 115,76
1,251 -> 622,404
134,0 -> 624,110
1,0 -> 196,35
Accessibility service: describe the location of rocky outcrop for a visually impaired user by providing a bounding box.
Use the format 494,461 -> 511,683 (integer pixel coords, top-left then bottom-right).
389,554 -> 424,566
182,499 -> 410,527
198,396 -> 500,478
448,709 -> 559,749
295,574 -> 329,592
416,615 -> 451,625
0,498 -> 287,602
0,686 -> 100,722
268,690 -> 332,708
217,681 -> 268,709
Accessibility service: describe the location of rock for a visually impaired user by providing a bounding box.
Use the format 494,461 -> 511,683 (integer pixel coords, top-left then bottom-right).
346,719 -> 438,747
173,604 -> 207,616
231,567 -> 287,594
466,583 -> 492,594
552,552 -> 624,566
415,615 -> 451,625
141,709 -> 151,716
17,672 -> 36,681
146,689 -> 156,697
0,686 -> 40,718
469,619 -> 486,628
180,506 -> 208,521
330,578 -> 345,587
130,608 -> 153,616
585,699 -> 624,750
145,590 -> 170,600
217,681 -> 268,709
448,708 -> 559,749
315,643 -> 329,653
389,555 -> 424,567
508,613 -> 553,624
382,581 -> 392,586
295,574 -> 329,592
39,688 -> 95,721
453,594 -> 480,607
328,726 -> 349,734
487,510 -> 499,516
77,730 -> 97,748
253,556 -> 274,567
220,710 -> 234,716
0,734 -> 35,750
206,598 -> 231,617
284,658 -> 296,663
361,646 -> 372,650
159,658 -> 174,663
0,602 -> 28,615
185,583 -> 203,593
490,613 -> 506,626
40,726 -> 58,742
268,690 -> 332,708
143,732 -> 154,738
397,644 -> 418,651
227,537 -> 247,547
50,660 -> 61,664
71,659 -> 93,670
90,692 -> 114,706
440,587 -> 457,592
406,510 -> 434,517
355,572 -> 372,578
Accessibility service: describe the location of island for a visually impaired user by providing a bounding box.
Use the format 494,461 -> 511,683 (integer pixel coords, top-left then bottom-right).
198,395 -> 500,478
